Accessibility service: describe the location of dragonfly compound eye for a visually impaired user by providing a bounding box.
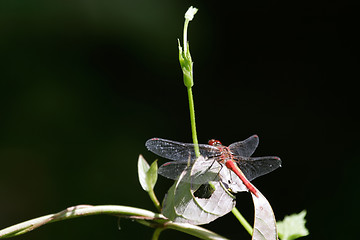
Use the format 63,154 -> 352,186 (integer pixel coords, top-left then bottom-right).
208,139 -> 222,146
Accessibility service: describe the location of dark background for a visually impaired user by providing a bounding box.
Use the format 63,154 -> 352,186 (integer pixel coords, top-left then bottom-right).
0,0 -> 358,239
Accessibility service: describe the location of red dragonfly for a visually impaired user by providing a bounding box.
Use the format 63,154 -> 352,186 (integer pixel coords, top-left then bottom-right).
145,135 -> 281,197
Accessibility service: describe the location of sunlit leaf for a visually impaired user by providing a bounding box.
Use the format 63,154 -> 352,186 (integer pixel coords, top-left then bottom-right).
137,155 -> 157,192
251,186 -> 278,240
277,210 -> 309,240
162,156 -> 236,225
162,180 -> 236,225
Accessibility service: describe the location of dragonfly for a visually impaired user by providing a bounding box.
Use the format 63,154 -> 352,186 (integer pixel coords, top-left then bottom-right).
145,135 -> 281,197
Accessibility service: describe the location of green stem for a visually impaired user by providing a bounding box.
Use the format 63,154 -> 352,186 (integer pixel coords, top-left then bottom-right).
179,7 -> 200,157
231,207 -> 253,236
0,205 -> 165,239
183,19 -> 189,56
165,221 -> 228,240
0,204 -> 228,240
152,228 -> 164,240
187,87 -> 200,157
148,188 -> 161,212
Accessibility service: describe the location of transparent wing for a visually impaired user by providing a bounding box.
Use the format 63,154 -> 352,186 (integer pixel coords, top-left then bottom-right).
234,156 -> 282,181
145,138 -> 220,162
158,161 -> 188,180
228,135 -> 259,157
158,156 -> 222,184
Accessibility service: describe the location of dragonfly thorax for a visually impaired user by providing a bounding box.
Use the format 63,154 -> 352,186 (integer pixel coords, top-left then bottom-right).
217,147 -> 234,164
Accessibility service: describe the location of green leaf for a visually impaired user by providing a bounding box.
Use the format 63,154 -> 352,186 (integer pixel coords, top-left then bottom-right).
137,155 -> 157,192
147,159 -> 158,190
277,210 -> 309,240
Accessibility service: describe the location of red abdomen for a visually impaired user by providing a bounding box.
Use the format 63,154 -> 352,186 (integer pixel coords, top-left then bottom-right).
225,160 -> 258,197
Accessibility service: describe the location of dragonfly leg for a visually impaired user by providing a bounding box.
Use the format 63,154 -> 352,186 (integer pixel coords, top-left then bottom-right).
207,159 -> 223,182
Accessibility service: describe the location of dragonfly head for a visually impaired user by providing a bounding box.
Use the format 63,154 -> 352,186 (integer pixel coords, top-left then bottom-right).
208,139 -> 222,146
